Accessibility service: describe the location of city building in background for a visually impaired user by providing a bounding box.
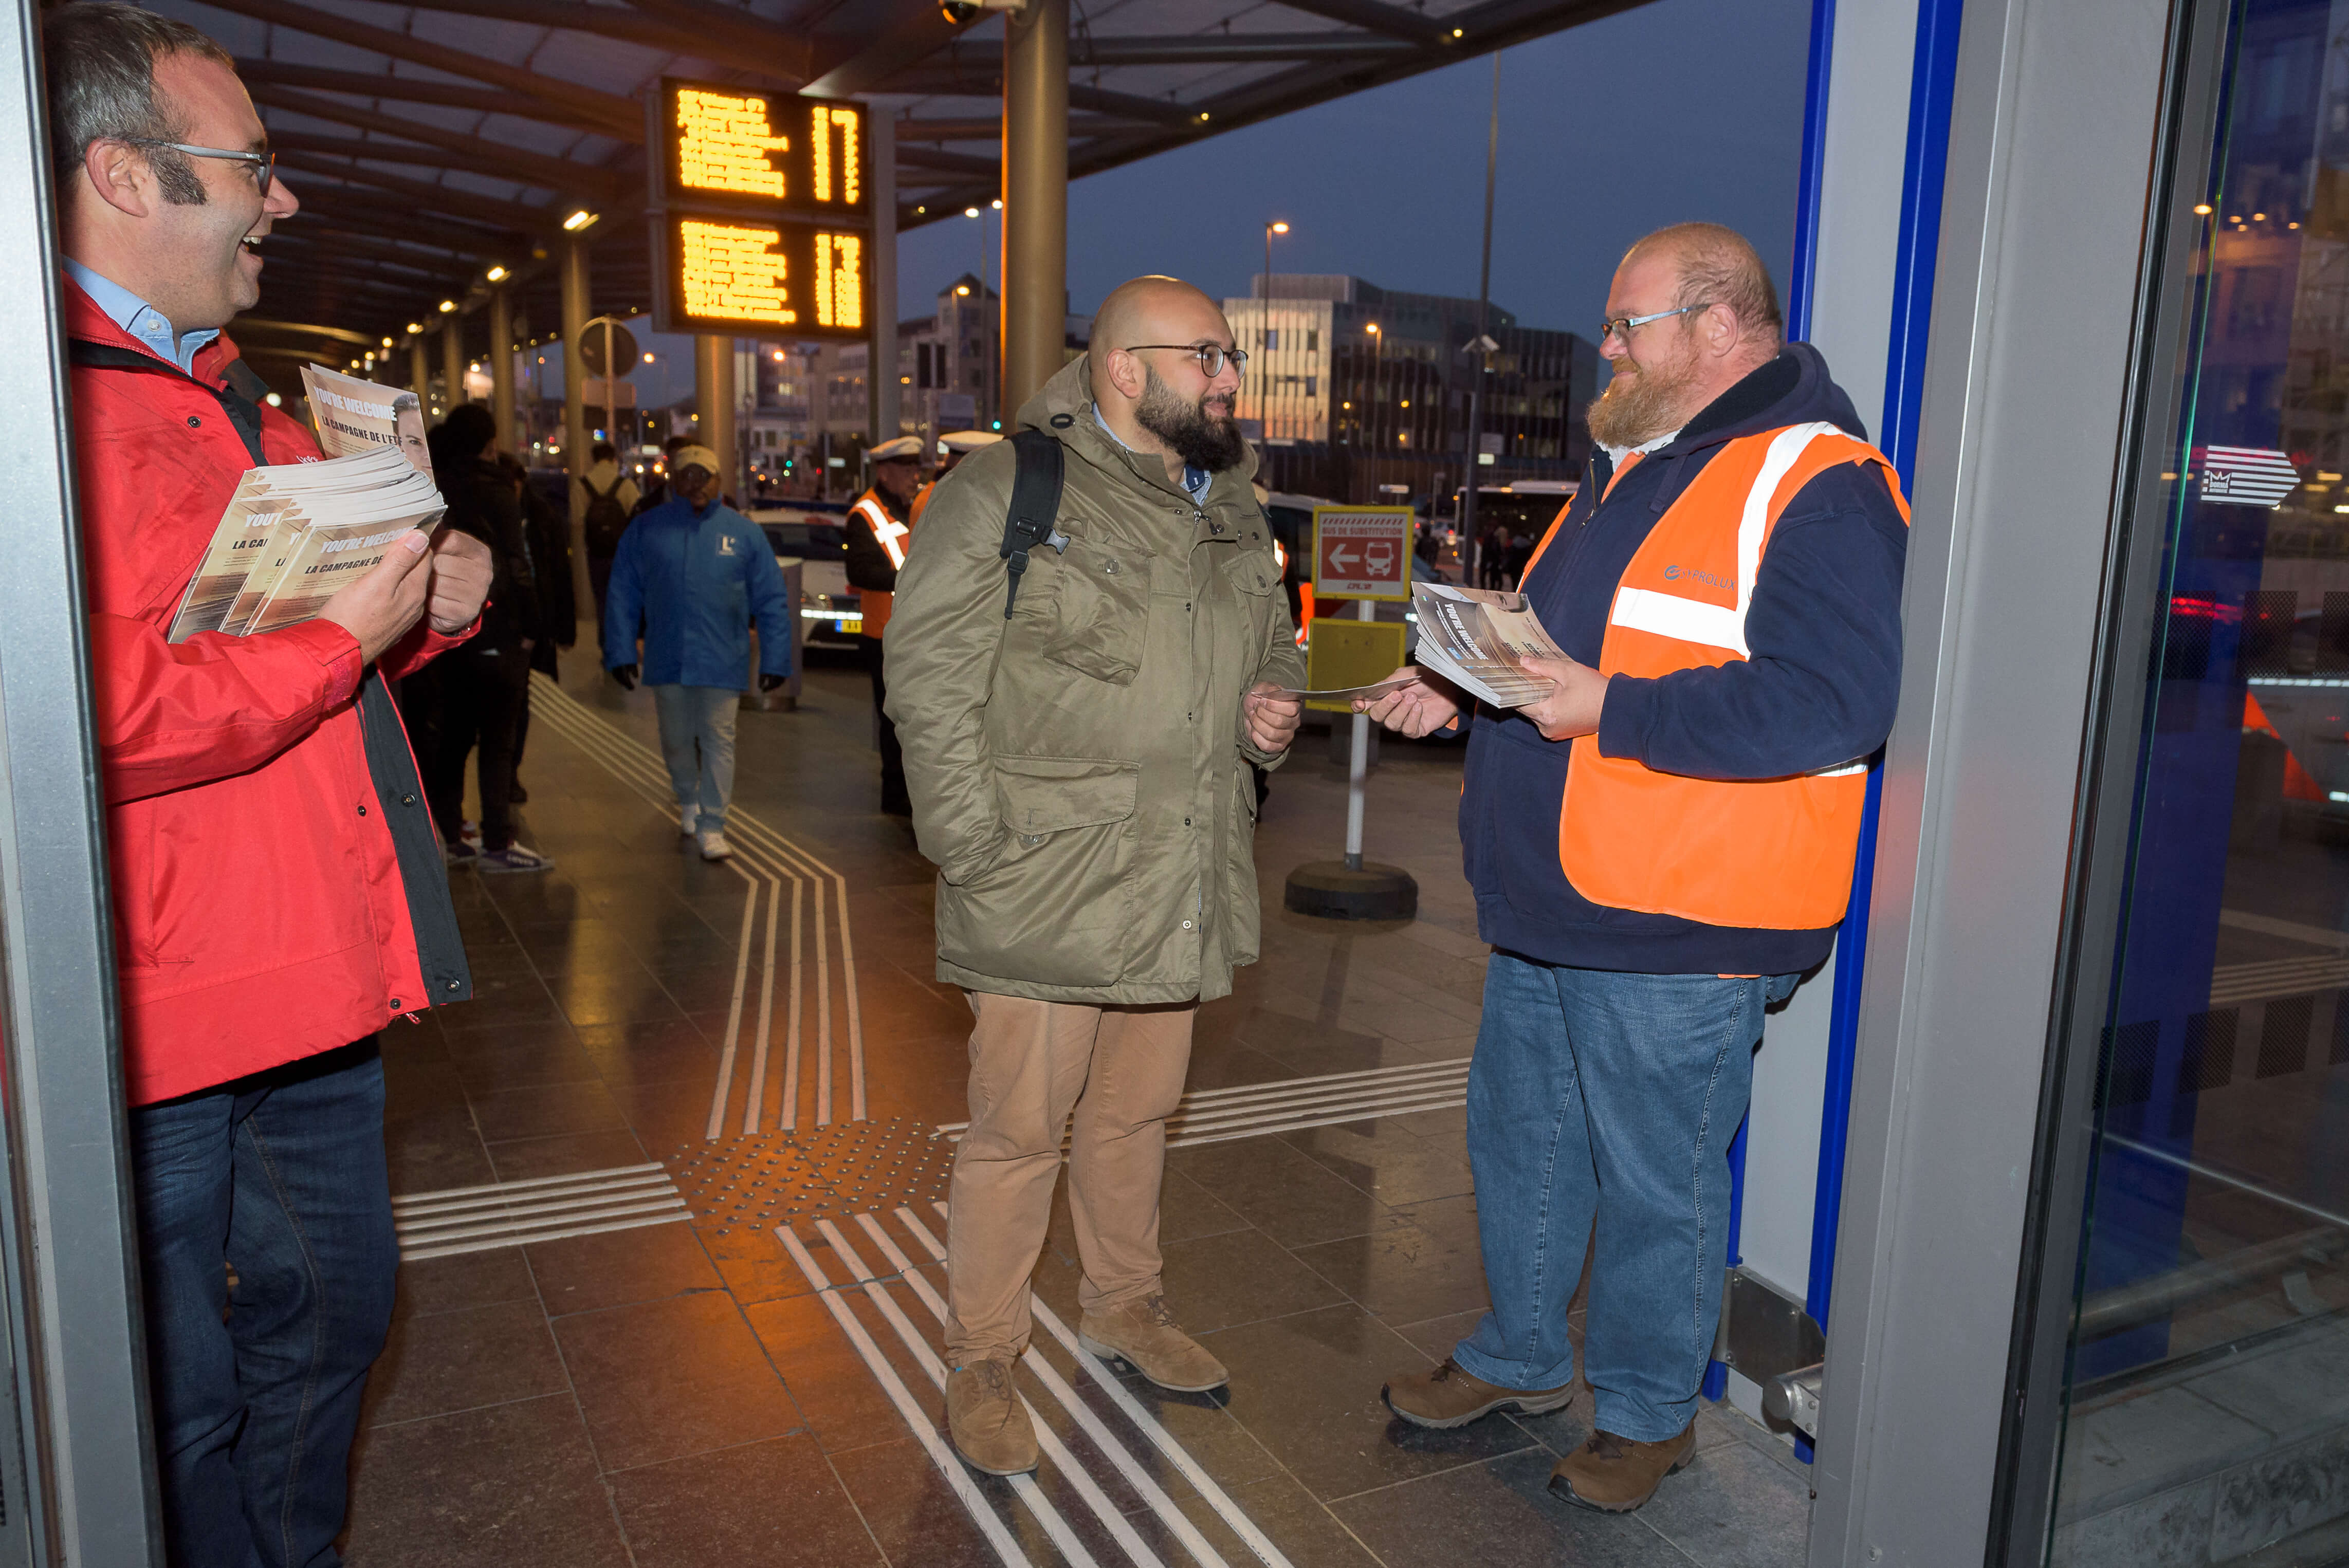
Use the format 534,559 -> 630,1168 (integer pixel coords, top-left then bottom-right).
1225,274 -> 1599,506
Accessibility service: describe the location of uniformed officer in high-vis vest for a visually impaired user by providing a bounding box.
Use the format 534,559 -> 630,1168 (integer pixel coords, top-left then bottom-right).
909,428 -> 1001,530
847,435 -> 924,815
1366,223 -> 1910,1516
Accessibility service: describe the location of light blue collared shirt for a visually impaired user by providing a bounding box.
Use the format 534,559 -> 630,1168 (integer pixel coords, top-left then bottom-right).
64,259 -> 218,375
1093,402 -> 1210,506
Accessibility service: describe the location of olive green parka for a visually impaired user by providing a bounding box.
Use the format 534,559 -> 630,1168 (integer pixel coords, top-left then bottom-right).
883,356 -> 1305,1004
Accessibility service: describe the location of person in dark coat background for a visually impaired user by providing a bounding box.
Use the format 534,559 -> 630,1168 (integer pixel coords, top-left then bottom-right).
504,448 -> 574,803
425,403 -> 550,871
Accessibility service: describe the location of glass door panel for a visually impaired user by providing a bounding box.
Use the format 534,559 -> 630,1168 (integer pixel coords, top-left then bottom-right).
2047,3 -> 2349,1562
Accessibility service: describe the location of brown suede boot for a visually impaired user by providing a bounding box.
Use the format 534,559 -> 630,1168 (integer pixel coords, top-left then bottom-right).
1384,1357 -> 1574,1429
1548,1421 -> 1699,1511
946,1359 -> 1038,1476
1077,1295 -> 1228,1392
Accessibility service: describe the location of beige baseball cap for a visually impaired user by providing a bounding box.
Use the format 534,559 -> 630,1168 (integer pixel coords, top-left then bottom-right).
670,444 -> 722,475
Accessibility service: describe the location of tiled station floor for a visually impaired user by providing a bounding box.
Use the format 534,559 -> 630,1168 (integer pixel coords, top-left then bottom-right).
342,647 -> 1813,1567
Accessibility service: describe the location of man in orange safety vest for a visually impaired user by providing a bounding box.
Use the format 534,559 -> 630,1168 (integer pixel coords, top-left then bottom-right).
1366,224 -> 1910,1514
848,435 -> 924,815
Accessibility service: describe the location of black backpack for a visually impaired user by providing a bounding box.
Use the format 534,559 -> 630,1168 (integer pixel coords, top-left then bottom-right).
996,429 -> 1068,618
582,473 -> 629,557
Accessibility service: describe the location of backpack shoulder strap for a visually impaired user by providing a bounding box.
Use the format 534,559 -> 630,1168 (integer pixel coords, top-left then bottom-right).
997,429 -> 1067,620
70,338 -> 270,466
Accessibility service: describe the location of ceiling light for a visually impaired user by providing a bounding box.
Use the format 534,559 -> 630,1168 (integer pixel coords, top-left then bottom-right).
563,209 -> 597,231
2193,204 -> 2212,215
380,336 -> 393,347
486,265 -> 509,282
438,299 -> 456,313
990,199 -> 1002,210
1452,26 -> 1463,36
406,321 -> 423,334
964,206 -> 979,218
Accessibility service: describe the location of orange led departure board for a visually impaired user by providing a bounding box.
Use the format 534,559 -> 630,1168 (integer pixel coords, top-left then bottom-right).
648,79 -> 871,340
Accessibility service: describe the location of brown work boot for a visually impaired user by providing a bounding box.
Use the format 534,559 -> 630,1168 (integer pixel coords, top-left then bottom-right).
1077,1294 -> 1228,1392
1548,1421 -> 1699,1511
1384,1357 -> 1574,1429
946,1359 -> 1037,1476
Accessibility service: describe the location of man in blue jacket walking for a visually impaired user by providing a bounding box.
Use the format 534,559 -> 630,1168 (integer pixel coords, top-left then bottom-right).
1367,224 -> 1908,1513
602,444 -> 792,861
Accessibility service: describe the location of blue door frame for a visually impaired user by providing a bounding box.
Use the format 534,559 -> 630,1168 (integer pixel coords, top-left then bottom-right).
1702,0 -> 1966,1465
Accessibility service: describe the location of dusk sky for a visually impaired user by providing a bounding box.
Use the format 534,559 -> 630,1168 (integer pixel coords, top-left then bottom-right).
545,0 -> 1812,408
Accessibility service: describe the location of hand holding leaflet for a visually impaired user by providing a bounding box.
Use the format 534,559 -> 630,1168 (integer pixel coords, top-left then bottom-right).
1407,582 -> 1574,707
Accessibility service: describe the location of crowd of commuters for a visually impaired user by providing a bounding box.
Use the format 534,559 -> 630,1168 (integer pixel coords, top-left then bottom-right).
44,0 -> 1911,1551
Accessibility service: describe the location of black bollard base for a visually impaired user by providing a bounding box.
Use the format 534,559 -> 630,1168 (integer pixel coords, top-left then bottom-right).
1284,860 -> 1418,921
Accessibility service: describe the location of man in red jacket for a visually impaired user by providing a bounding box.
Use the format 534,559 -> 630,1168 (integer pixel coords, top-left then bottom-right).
46,7 -> 494,1561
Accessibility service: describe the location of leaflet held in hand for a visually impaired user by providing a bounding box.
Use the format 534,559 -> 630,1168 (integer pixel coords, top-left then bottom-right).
1407,582 -> 1571,708
165,368 -> 447,642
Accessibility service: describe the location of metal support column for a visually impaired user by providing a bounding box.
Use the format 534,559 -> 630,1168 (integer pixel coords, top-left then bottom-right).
696,335 -> 737,502
561,239 -> 593,624
409,336 -> 429,403
0,0 -> 161,1555
487,285 -> 515,455
439,317 -> 464,415
868,108 -> 899,448
1000,0 -> 1067,415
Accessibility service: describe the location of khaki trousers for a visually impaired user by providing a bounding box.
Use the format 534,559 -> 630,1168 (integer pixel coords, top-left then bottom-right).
944,991 -> 1196,1363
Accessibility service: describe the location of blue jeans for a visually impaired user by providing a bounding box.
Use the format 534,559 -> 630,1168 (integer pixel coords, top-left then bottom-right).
132,1040 -> 398,1568
1452,954 -> 1793,1442
652,683 -> 739,831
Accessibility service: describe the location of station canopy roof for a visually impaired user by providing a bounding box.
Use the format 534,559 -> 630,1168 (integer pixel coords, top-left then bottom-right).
144,0 -> 1635,382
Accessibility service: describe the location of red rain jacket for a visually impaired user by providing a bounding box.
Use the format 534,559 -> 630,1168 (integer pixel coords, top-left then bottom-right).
66,279 -> 475,1105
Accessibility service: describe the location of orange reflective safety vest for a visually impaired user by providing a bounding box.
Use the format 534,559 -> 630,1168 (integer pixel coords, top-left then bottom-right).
1555,421 -> 1911,931
850,489 -> 914,638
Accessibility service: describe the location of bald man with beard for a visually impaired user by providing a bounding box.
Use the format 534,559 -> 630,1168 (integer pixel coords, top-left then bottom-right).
886,277 -> 1305,1477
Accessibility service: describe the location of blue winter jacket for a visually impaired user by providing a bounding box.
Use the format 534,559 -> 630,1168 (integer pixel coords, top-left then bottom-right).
1462,343 -> 1908,976
601,495 -> 794,688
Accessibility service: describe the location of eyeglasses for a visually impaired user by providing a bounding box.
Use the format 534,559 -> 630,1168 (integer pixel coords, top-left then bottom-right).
1121,343 -> 1249,379
120,138 -> 276,198
1597,302 -> 1708,344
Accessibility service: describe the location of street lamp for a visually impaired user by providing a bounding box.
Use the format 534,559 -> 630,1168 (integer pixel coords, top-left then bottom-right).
1260,221 -> 1290,442
1366,322 -> 1383,466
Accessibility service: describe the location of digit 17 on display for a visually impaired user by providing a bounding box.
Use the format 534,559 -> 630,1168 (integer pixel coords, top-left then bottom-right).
648,79 -> 872,340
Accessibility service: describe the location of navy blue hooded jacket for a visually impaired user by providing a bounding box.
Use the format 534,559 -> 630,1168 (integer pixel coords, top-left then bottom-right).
602,495 -> 794,688
1461,343 -> 1907,976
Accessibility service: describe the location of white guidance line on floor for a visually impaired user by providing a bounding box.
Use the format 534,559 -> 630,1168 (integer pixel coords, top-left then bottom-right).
529,674 -> 864,1132
782,1207 -> 1295,1568
904,1204 -> 1295,1568
933,1057 -> 1474,1150
391,1163 -> 689,1260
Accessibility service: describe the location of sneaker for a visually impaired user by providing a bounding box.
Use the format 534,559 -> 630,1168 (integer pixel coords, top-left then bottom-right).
696,829 -> 733,861
460,818 -> 482,848
478,843 -> 555,873
1548,1421 -> 1699,1513
945,1359 -> 1037,1476
442,840 -> 479,869
1384,1357 -> 1573,1430
1078,1294 -> 1227,1393
678,804 -> 699,837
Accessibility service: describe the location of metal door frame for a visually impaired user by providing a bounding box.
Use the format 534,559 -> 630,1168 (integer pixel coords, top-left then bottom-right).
0,1 -> 167,1560
1807,0 -> 2184,1560
1984,0 -> 2239,1558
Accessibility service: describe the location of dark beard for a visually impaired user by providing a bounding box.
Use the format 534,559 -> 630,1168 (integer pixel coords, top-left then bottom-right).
1586,348 -> 1701,449
1135,367 -> 1248,472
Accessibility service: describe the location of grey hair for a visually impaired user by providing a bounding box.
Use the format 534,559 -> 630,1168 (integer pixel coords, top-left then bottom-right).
43,2 -> 237,208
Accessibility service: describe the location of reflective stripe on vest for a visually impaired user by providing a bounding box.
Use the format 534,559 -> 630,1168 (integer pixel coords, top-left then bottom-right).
1556,421 -> 1909,931
852,491 -> 908,638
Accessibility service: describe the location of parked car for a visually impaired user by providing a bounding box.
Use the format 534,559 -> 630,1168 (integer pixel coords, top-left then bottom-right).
749,503 -> 861,651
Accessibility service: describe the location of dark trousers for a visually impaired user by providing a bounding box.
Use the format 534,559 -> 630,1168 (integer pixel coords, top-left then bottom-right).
132,1040 -> 397,1568
864,635 -> 909,815
425,643 -> 528,851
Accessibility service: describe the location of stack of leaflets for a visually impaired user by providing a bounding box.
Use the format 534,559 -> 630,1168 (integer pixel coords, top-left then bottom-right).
164,365 -> 446,643
1409,581 -> 1571,707
167,446 -> 445,642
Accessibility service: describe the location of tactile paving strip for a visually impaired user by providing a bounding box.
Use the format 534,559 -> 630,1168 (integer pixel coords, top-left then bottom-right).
661,1117 -> 955,1235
